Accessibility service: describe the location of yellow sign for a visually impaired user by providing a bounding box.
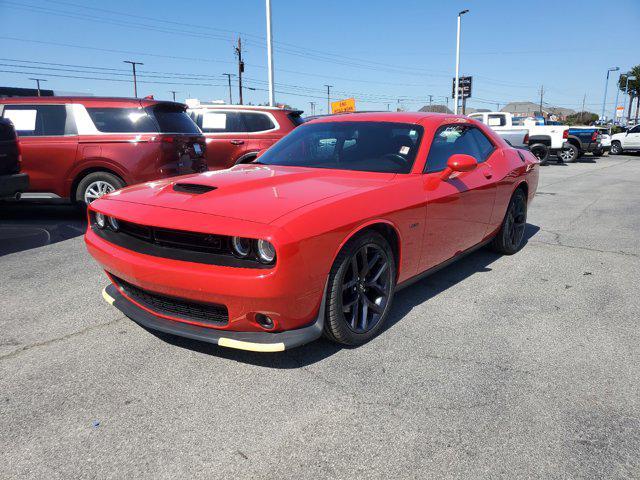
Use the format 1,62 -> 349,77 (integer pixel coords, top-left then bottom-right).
331,98 -> 356,114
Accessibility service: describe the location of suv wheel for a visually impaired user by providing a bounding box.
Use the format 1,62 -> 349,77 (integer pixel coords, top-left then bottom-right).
610,141 -> 623,155
76,172 -> 125,205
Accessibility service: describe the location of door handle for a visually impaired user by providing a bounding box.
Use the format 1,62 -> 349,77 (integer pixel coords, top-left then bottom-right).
230,140 -> 244,145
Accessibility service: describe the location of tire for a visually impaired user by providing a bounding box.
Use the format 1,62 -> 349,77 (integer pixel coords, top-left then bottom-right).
75,172 -> 125,206
592,147 -> 604,157
491,188 -> 527,255
530,143 -> 549,165
323,231 -> 397,346
557,143 -> 579,163
610,141 -> 623,155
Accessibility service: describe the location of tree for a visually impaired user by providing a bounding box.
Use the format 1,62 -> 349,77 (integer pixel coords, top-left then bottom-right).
618,65 -> 640,123
565,112 -> 599,125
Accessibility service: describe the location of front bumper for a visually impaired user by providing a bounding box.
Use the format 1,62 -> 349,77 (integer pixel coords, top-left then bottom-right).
0,173 -> 29,197
103,283 -> 324,352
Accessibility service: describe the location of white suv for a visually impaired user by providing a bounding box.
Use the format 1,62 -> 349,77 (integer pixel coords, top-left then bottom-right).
610,125 -> 640,154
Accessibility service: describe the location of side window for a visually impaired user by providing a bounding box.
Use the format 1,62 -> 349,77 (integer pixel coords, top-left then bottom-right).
630,125 -> 640,134
2,104 -> 67,136
86,108 -> 157,133
468,128 -> 495,161
241,112 -> 275,132
487,114 -> 506,127
198,111 -> 244,133
424,125 -> 494,173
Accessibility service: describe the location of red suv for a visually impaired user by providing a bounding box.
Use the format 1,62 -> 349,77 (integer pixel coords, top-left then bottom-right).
187,103 -> 303,169
0,97 -> 207,204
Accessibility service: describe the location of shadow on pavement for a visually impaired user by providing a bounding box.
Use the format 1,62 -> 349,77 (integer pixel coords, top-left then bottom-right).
151,224 -> 541,368
0,201 -> 86,256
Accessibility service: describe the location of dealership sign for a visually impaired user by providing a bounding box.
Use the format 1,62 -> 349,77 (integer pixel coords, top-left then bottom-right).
331,98 -> 356,114
452,76 -> 472,98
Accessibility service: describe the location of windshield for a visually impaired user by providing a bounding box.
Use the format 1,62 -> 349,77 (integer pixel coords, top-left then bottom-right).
258,121 -> 423,174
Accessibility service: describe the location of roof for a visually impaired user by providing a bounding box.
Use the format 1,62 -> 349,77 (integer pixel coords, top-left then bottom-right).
306,111 -> 460,125
418,104 -> 453,114
187,103 -> 301,113
0,96 -> 184,108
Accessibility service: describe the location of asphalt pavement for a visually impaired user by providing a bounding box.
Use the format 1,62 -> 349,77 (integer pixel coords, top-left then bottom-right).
1,155 -> 639,479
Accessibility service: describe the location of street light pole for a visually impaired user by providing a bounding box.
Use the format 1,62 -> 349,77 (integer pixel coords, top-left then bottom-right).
222,73 -> 234,104
453,9 -> 469,115
601,66 -> 619,121
28,78 -> 47,96
324,84 -> 332,114
168,90 -> 178,102
124,60 -> 144,97
265,0 -> 275,106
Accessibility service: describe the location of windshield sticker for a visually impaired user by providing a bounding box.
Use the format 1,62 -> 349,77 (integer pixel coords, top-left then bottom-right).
399,146 -> 410,155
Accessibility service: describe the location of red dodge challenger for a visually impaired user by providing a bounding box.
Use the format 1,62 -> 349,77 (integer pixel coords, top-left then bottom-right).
85,112 -> 539,352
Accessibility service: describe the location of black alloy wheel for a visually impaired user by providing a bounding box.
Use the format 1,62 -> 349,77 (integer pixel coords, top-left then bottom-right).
491,189 -> 527,255
341,243 -> 392,334
324,231 -> 396,346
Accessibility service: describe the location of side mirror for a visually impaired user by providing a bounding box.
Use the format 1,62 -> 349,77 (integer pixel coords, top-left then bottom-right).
440,154 -> 477,180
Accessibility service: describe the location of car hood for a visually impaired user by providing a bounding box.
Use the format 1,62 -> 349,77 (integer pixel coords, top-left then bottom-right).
103,164 -> 396,224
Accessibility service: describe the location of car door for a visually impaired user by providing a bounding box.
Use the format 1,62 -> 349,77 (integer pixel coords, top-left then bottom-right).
419,124 -> 498,271
195,110 -> 247,169
238,111 -> 280,155
1,103 -> 78,198
624,125 -> 640,148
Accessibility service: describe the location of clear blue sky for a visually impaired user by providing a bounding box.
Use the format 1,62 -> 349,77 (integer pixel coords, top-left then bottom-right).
1,0 -> 638,118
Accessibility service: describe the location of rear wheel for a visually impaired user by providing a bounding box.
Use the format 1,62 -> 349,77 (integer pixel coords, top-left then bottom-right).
324,231 -> 396,346
592,147 -> 604,157
610,141 -> 623,155
75,172 -> 125,206
530,143 -> 549,165
557,144 -> 579,163
491,189 -> 527,255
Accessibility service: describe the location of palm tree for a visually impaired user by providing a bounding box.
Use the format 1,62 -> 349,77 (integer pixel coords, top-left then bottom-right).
618,65 -> 640,123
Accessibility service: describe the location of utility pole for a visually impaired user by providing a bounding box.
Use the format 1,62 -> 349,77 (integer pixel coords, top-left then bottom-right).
324,84 -> 332,114
309,102 -> 315,116
496,103 -> 500,111
222,73 -> 234,104
28,78 -> 47,96
538,85 -> 544,118
169,90 -> 178,102
265,0 -> 275,106
580,93 -> 586,124
235,38 -> 244,105
124,60 -> 144,97
386,103 -> 390,111
601,66 -> 619,122
428,95 -> 433,107
453,9 -> 469,115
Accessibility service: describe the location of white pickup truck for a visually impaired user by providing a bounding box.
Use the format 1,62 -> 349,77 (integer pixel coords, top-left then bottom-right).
468,112 -> 571,164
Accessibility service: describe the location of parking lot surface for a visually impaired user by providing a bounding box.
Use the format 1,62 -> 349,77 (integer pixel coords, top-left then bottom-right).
1,155 -> 639,479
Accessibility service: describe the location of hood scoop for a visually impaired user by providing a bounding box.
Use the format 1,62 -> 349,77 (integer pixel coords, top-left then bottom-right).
173,183 -> 217,194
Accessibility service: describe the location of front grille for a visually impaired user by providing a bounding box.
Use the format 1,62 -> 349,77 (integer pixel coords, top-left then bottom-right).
111,275 -> 228,326
118,219 -> 226,253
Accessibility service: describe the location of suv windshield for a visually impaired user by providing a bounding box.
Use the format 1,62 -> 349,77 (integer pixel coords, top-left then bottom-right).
258,121 -> 423,174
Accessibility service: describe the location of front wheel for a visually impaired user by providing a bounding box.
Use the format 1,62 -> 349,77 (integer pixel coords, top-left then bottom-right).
557,144 -> 579,163
491,189 -> 527,255
75,172 -> 125,205
610,141 -> 623,155
324,231 -> 396,346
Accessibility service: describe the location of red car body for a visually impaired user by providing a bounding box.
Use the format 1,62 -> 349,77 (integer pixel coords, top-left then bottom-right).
0,97 -> 206,202
187,104 -> 303,169
86,112 -> 539,352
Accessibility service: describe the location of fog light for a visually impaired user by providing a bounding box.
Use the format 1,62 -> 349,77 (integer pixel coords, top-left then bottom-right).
108,216 -> 120,231
95,212 -> 106,228
255,313 -> 274,330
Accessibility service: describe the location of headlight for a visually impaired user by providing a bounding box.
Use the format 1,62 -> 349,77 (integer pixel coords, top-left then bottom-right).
257,239 -> 276,264
108,216 -> 120,231
95,212 -> 106,228
231,236 -> 251,258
